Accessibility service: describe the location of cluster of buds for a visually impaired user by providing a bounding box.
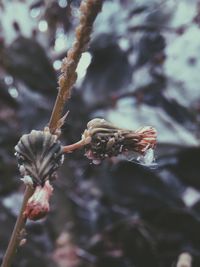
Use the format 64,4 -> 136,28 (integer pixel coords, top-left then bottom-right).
81,118 -> 157,164
15,129 -> 64,221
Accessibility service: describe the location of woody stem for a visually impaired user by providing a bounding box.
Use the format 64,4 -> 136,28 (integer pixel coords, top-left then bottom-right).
1,185 -> 35,267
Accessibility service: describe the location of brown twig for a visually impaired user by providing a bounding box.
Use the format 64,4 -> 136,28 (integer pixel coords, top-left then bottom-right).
48,0 -> 103,134
62,139 -> 86,153
1,185 -> 35,267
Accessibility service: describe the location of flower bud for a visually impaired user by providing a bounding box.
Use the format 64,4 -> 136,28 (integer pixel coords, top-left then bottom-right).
23,180 -> 53,221
15,130 -> 64,185
82,118 -> 157,163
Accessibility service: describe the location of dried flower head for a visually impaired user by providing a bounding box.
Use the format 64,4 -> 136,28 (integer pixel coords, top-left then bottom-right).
15,130 -> 64,185
82,118 -> 157,164
23,180 -> 53,221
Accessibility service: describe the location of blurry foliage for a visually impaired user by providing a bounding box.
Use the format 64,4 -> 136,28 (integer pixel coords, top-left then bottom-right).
0,0 -> 200,266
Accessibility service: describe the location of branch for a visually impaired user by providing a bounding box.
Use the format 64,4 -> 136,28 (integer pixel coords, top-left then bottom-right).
63,139 -> 87,153
48,0 -> 103,134
1,185 -> 35,267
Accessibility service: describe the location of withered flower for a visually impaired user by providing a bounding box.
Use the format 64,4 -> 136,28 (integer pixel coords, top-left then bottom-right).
23,180 -> 53,221
82,118 -> 157,164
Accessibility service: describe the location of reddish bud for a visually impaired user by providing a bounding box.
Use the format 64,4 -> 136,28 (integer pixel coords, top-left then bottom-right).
24,180 -> 53,221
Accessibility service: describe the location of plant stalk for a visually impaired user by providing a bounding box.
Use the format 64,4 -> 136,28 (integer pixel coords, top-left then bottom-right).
1,186 -> 35,267
48,0 -> 103,134
62,139 -> 87,153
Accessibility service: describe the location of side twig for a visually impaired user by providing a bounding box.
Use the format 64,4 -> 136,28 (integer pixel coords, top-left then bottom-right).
63,140 -> 87,153
49,0 -> 103,133
1,185 -> 35,267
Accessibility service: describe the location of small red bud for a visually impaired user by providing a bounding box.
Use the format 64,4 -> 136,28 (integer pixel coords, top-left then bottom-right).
24,180 -> 53,221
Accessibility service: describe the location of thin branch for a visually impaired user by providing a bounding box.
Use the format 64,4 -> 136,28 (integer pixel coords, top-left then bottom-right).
48,0 -> 103,134
1,185 -> 35,267
62,140 -> 86,153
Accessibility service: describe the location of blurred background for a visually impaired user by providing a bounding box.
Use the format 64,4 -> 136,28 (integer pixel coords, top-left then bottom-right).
0,0 -> 200,266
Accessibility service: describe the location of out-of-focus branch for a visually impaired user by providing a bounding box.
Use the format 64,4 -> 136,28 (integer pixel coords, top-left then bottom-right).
48,0 -> 103,134
63,139 -> 87,153
128,22 -> 193,35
